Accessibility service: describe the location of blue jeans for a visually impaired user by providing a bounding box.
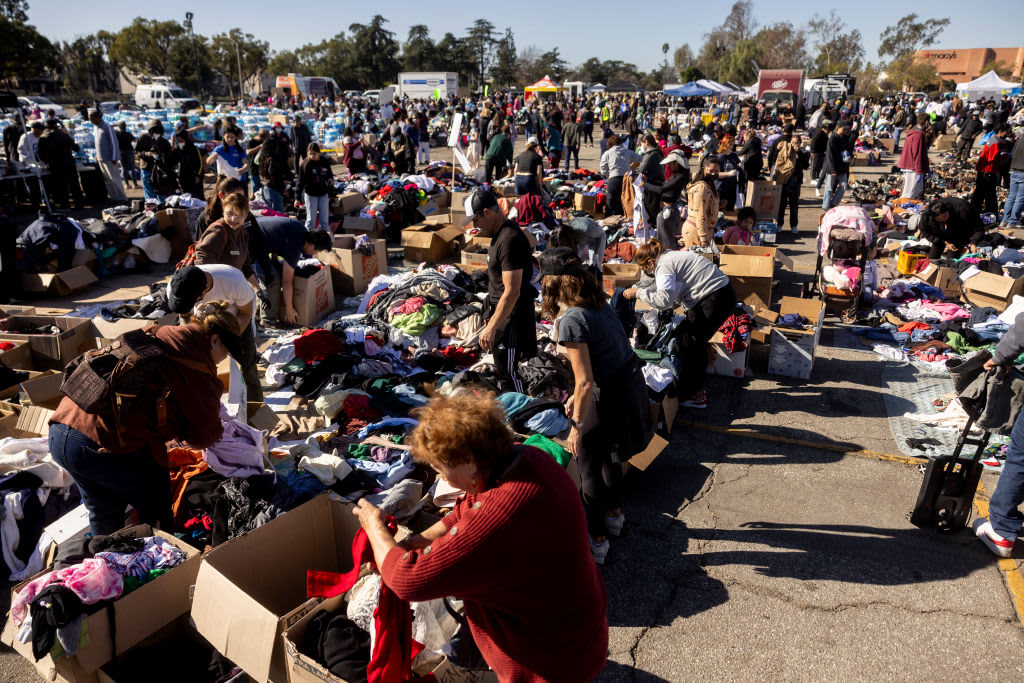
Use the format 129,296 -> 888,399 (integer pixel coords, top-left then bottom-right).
48,423 -> 171,535
989,407 -> 1024,542
250,172 -> 262,196
822,173 -> 848,210
140,169 -> 164,202
892,127 -> 904,153
262,186 -> 285,212
563,146 -> 580,171
1002,171 -> 1024,226
304,192 -> 330,231
515,175 -> 541,196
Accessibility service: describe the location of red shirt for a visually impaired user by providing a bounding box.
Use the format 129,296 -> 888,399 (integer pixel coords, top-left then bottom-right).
976,141 -> 1002,173
381,447 -> 608,682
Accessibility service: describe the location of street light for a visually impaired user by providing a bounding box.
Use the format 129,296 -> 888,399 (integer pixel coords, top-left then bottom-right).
184,12 -> 205,110
226,34 -> 245,102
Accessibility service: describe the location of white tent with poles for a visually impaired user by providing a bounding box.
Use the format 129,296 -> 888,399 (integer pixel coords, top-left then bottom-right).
956,71 -> 1022,100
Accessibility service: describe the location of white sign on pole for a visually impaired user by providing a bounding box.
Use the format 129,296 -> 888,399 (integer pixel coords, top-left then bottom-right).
453,145 -> 473,174
447,113 -> 464,147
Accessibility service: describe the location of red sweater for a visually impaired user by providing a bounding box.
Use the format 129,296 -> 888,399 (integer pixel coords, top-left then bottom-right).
381,447 -> 608,682
898,128 -> 930,174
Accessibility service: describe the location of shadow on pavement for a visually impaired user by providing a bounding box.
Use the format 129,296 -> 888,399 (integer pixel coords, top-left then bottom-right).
597,660 -> 672,682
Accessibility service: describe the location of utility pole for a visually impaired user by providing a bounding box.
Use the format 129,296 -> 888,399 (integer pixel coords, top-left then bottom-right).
184,12 -> 204,110
228,34 -> 244,101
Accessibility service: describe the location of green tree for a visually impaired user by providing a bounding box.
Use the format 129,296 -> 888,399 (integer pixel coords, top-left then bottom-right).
980,59 -> 1021,83
718,38 -> 762,85
0,0 -> 56,88
465,19 -> 497,87
60,34 -> 117,94
697,0 -> 758,81
754,22 -> 809,71
807,10 -> 864,76
110,18 -> 186,78
491,27 -> 518,88
402,25 -> 435,72
166,33 -> 215,95
210,29 -> 269,98
881,54 -> 941,92
681,65 -> 705,83
431,33 -> 474,77
346,16 -> 399,87
268,50 -> 303,76
673,44 -> 695,81
878,14 -> 951,60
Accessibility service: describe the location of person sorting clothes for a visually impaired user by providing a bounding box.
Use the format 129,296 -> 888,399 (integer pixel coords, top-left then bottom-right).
167,264 -> 262,401
915,196 -> 985,259
351,392 -> 609,682
623,238 -> 736,410
48,303 -> 235,534
540,248 -> 652,565
251,217 -> 332,326
459,190 -> 537,393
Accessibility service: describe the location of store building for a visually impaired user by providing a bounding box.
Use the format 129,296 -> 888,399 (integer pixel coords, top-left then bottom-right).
914,47 -> 1024,84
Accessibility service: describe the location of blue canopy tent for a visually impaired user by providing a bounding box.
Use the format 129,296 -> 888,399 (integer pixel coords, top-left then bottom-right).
663,82 -> 714,97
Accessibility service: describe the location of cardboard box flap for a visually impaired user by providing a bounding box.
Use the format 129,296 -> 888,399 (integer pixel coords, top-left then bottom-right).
19,370 -> 62,409
401,229 -> 439,249
721,245 -> 777,259
603,263 -> 640,277
435,224 -> 466,243
57,265 -> 99,291
720,254 -> 774,278
963,271 -> 1018,298
629,434 -> 668,471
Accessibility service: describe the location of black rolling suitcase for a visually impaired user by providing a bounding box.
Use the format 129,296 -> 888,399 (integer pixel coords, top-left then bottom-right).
909,410 -> 992,532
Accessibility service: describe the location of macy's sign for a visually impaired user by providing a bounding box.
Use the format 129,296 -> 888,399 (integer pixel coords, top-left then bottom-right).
924,52 -> 958,60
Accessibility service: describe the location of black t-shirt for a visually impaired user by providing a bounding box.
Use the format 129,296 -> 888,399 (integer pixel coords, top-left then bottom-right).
487,221 -> 536,311
298,157 -> 334,197
257,216 -> 308,269
557,304 -> 633,378
516,150 -> 543,176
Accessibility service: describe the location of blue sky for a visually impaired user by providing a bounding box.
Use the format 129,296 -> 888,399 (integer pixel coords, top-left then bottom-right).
31,0 -> 1018,73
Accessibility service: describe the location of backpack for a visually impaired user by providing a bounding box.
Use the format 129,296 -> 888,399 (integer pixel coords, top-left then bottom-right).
60,328 -> 170,447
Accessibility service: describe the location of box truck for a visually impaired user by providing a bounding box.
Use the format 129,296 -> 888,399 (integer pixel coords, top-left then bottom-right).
757,69 -> 805,108
396,72 -> 459,100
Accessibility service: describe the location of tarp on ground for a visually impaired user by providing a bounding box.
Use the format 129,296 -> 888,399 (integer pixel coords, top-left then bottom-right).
955,71 -> 1022,99
664,82 -> 714,97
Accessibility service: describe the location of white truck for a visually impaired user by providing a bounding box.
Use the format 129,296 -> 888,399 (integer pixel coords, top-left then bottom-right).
395,72 -> 458,100
134,78 -> 200,111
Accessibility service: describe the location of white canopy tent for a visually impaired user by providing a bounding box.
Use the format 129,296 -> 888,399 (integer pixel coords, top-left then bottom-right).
695,79 -> 734,95
956,71 -> 1022,100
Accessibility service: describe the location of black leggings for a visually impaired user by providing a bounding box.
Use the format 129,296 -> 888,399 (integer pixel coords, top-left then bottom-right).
580,419 -> 623,539
606,175 -> 625,216
674,285 -> 738,394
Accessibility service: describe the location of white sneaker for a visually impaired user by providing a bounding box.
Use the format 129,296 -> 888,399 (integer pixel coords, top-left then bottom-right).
973,519 -> 1014,558
605,513 -> 625,537
590,537 -> 610,565
815,188 -> 822,198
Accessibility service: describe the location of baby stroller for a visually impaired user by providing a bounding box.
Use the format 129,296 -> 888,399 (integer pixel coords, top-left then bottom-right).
806,206 -> 878,323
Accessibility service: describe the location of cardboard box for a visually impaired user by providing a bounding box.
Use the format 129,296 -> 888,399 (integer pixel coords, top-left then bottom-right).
0,305 -> 37,319
719,245 -> 776,309
0,315 -> 95,370
460,236 -> 492,269
91,313 -> 178,341
191,495 -> 361,683
746,181 -> 782,220
154,207 -> 192,262
708,332 -> 749,377
18,370 -> 63,409
851,151 -> 870,167
1,525 -> 201,678
768,297 -> 826,380
449,190 -> 472,224
320,236 -> 387,296
331,191 -> 367,216
432,188 -> 451,209
96,616 -> 215,683
291,266 -> 335,327
960,272 -> 1024,312
20,266 -> 98,297
574,193 -> 602,217
602,263 -> 641,291
401,223 -> 465,263
878,137 -> 896,153
342,215 -> 384,239
915,263 -> 961,298
0,339 -> 32,370
933,134 -> 954,151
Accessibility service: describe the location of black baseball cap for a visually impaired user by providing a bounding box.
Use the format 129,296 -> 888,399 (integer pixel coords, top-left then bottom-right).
459,190 -> 500,226
167,266 -> 209,314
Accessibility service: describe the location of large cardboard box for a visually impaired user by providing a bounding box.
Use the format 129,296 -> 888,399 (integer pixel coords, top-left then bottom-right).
460,236 -> 492,269
0,339 -> 32,370
0,315 -> 95,370
331,191 -> 367,216
746,180 -> 783,219
320,236 -> 387,296
450,190 -> 472,224
933,134 -> 954,151
401,223 -> 465,263
574,193 -> 602,217
292,266 -> 335,327
0,305 -> 37,319
191,495 -> 362,683
91,313 -> 178,343
1,525 -> 201,679
915,263 -> 961,299
342,215 -> 384,239
719,245 -> 776,309
602,263 -> 641,292
20,266 -> 98,297
708,331 -> 749,377
154,207 -> 192,262
768,297 -> 826,380
960,272 -> 1024,312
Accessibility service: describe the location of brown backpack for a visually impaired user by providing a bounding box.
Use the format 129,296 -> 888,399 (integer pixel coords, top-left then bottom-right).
60,328 -> 171,446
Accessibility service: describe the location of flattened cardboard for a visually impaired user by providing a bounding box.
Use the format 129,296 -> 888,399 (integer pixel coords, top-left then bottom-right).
628,433 -> 669,471
190,495 -> 362,683
90,313 -> 178,341
319,237 -> 387,296
20,266 -> 99,297
0,339 -> 32,370
291,267 -> 335,327
961,272 -> 1024,312
1,525 -> 200,677
0,315 -> 96,370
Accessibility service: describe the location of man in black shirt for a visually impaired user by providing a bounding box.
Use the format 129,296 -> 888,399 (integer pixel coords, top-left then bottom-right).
461,190 -> 537,393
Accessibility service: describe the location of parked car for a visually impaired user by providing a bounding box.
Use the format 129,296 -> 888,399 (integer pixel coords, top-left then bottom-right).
361,89 -> 381,100
18,96 -> 66,118
99,101 -> 142,114
343,90 -> 363,99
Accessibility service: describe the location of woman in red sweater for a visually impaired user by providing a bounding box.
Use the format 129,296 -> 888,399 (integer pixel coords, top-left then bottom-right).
353,393 -> 608,682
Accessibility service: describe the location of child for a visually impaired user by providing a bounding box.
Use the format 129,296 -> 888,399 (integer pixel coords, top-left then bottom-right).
722,206 -> 757,245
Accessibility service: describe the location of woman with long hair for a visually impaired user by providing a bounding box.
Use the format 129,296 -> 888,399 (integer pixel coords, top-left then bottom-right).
205,126 -> 249,184
682,156 -> 722,248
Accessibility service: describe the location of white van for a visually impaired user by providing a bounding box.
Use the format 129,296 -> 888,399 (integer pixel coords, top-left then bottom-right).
134,81 -> 200,111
